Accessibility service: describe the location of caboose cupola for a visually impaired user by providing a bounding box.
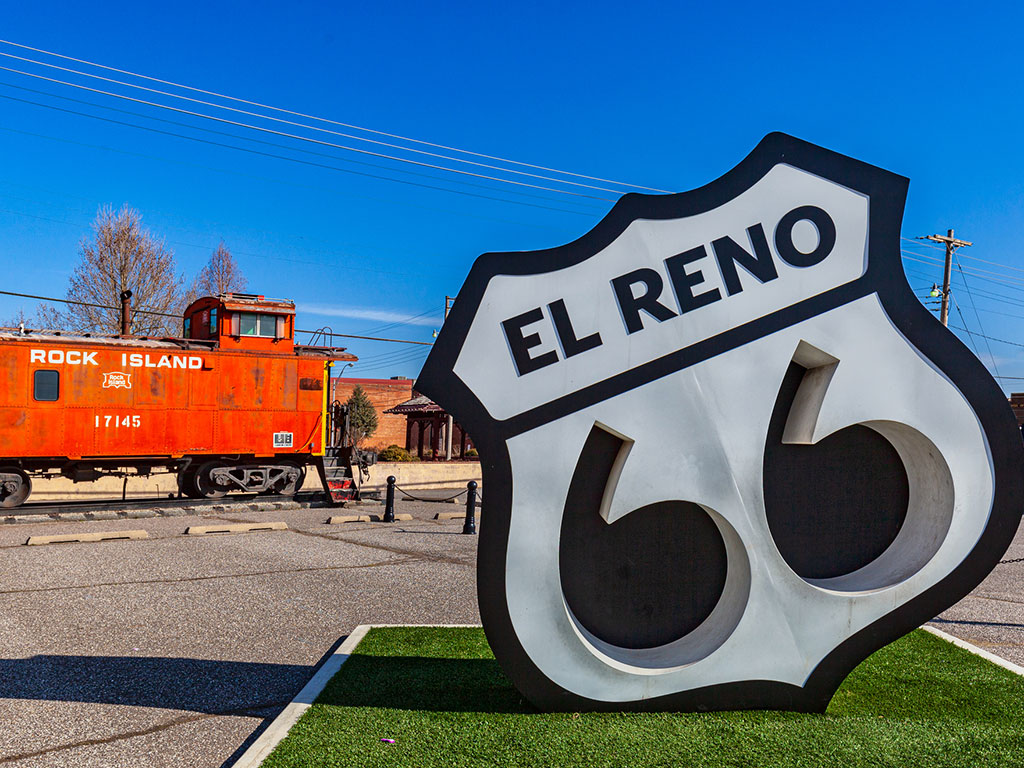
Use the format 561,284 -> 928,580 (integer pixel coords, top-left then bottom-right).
182,293 -> 296,352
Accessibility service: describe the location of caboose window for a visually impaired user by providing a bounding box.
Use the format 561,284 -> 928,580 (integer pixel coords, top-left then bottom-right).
238,312 -> 279,337
183,317 -> 191,338
33,370 -> 59,401
210,308 -> 218,335
240,312 -> 258,336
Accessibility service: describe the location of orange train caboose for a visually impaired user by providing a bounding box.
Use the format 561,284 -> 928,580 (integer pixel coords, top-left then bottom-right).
0,293 -> 356,508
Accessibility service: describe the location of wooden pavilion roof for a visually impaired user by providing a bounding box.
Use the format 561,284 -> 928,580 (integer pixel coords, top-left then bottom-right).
383,394 -> 446,416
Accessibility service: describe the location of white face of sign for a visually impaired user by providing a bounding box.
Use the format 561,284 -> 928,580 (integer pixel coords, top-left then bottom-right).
503,294 -> 990,699
455,165 -> 868,421
417,133 -> 1022,712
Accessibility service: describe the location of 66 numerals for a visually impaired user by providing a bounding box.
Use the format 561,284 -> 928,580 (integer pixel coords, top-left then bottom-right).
94,414 -> 141,429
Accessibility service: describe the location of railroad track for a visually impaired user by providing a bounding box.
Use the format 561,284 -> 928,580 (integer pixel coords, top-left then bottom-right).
6,490 -> 331,518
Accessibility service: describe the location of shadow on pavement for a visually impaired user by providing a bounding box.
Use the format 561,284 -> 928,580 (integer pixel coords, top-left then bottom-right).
216,633 -> 348,768
932,617 -> 1024,630
0,655 -> 311,713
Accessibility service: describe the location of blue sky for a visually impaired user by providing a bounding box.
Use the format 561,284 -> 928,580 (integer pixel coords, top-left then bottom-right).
3,1 -> 1024,386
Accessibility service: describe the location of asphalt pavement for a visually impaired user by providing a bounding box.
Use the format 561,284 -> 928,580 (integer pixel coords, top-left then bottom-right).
926,525 -> 1024,666
0,501 -> 1019,767
0,501 -> 480,767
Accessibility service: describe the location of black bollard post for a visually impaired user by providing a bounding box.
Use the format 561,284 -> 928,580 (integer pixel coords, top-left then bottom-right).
462,480 -> 477,535
383,475 -> 396,523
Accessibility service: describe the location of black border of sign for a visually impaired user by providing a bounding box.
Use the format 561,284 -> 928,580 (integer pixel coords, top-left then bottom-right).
415,132 -> 1024,712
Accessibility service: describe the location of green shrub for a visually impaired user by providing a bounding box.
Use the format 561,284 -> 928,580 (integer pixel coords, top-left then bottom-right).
346,385 -> 378,446
464,448 -> 478,458
378,444 -> 415,462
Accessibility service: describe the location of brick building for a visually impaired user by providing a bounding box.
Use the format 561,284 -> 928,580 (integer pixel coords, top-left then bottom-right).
330,376 -> 415,451
1010,393 -> 1024,429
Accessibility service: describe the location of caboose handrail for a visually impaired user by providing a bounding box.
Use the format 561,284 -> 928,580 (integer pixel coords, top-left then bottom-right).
294,328 -> 433,346
301,325 -> 333,348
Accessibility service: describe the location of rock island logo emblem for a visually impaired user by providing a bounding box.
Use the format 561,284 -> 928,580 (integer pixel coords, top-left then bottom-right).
416,133 -> 1023,713
101,372 -> 132,389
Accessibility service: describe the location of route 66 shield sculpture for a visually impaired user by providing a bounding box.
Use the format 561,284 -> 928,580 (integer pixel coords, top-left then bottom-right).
415,133 -> 1024,712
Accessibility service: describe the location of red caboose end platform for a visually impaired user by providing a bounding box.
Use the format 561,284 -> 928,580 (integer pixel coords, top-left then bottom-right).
0,293 -> 357,508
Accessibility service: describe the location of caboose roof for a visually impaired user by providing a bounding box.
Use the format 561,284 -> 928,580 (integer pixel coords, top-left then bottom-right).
0,328 -> 216,350
219,293 -> 295,314
183,293 -> 296,317
0,328 -> 356,360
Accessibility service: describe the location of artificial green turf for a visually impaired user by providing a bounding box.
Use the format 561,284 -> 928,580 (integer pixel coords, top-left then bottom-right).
261,627 -> 1024,768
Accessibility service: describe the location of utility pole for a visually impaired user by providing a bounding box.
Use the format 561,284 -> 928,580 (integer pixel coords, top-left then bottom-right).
443,296 -> 454,461
920,229 -> 973,327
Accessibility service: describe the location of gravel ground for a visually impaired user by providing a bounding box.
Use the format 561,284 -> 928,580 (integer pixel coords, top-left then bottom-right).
0,500 -> 1019,768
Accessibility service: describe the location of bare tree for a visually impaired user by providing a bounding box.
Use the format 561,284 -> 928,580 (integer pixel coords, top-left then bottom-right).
1,307 -> 44,330
46,205 -> 185,336
188,241 -> 247,303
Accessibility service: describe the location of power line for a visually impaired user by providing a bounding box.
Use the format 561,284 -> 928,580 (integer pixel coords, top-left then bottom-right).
946,281 -> 1024,308
0,287 -> 433,346
0,38 -> 670,193
901,236 -> 946,252
353,355 -> 430,374
352,348 -> 431,368
0,79 -> 605,213
294,329 -> 431,346
903,253 -> 1024,294
0,124 -> 583,237
349,339 -> 435,360
0,63 -> 616,202
909,248 -> 1024,287
0,288 -> 177,318
0,49 -> 629,195
949,325 -> 1024,349
953,252 -> 1002,379
950,292 -> 984,360
12,44 -> 1024,306
6,42 -> 1024,366
0,90 -> 608,216
904,235 -> 1024,276
351,308 -> 439,336
354,344 -> 433,364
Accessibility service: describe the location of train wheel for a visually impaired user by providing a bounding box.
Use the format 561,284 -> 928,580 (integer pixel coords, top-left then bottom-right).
276,463 -> 305,496
0,467 -> 31,509
194,461 -> 228,499
178,467 -> 203,499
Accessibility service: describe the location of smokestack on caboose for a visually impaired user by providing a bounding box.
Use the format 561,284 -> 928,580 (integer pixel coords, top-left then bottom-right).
120,290 -> 132,336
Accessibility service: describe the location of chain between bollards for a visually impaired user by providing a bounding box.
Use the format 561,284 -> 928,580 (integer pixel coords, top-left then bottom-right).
383,475 -> 396,523
462,480 -> 477,535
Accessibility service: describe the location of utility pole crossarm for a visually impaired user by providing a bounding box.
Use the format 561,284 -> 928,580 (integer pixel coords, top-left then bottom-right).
917,228 -> 972,327
922,233 -> 973,248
